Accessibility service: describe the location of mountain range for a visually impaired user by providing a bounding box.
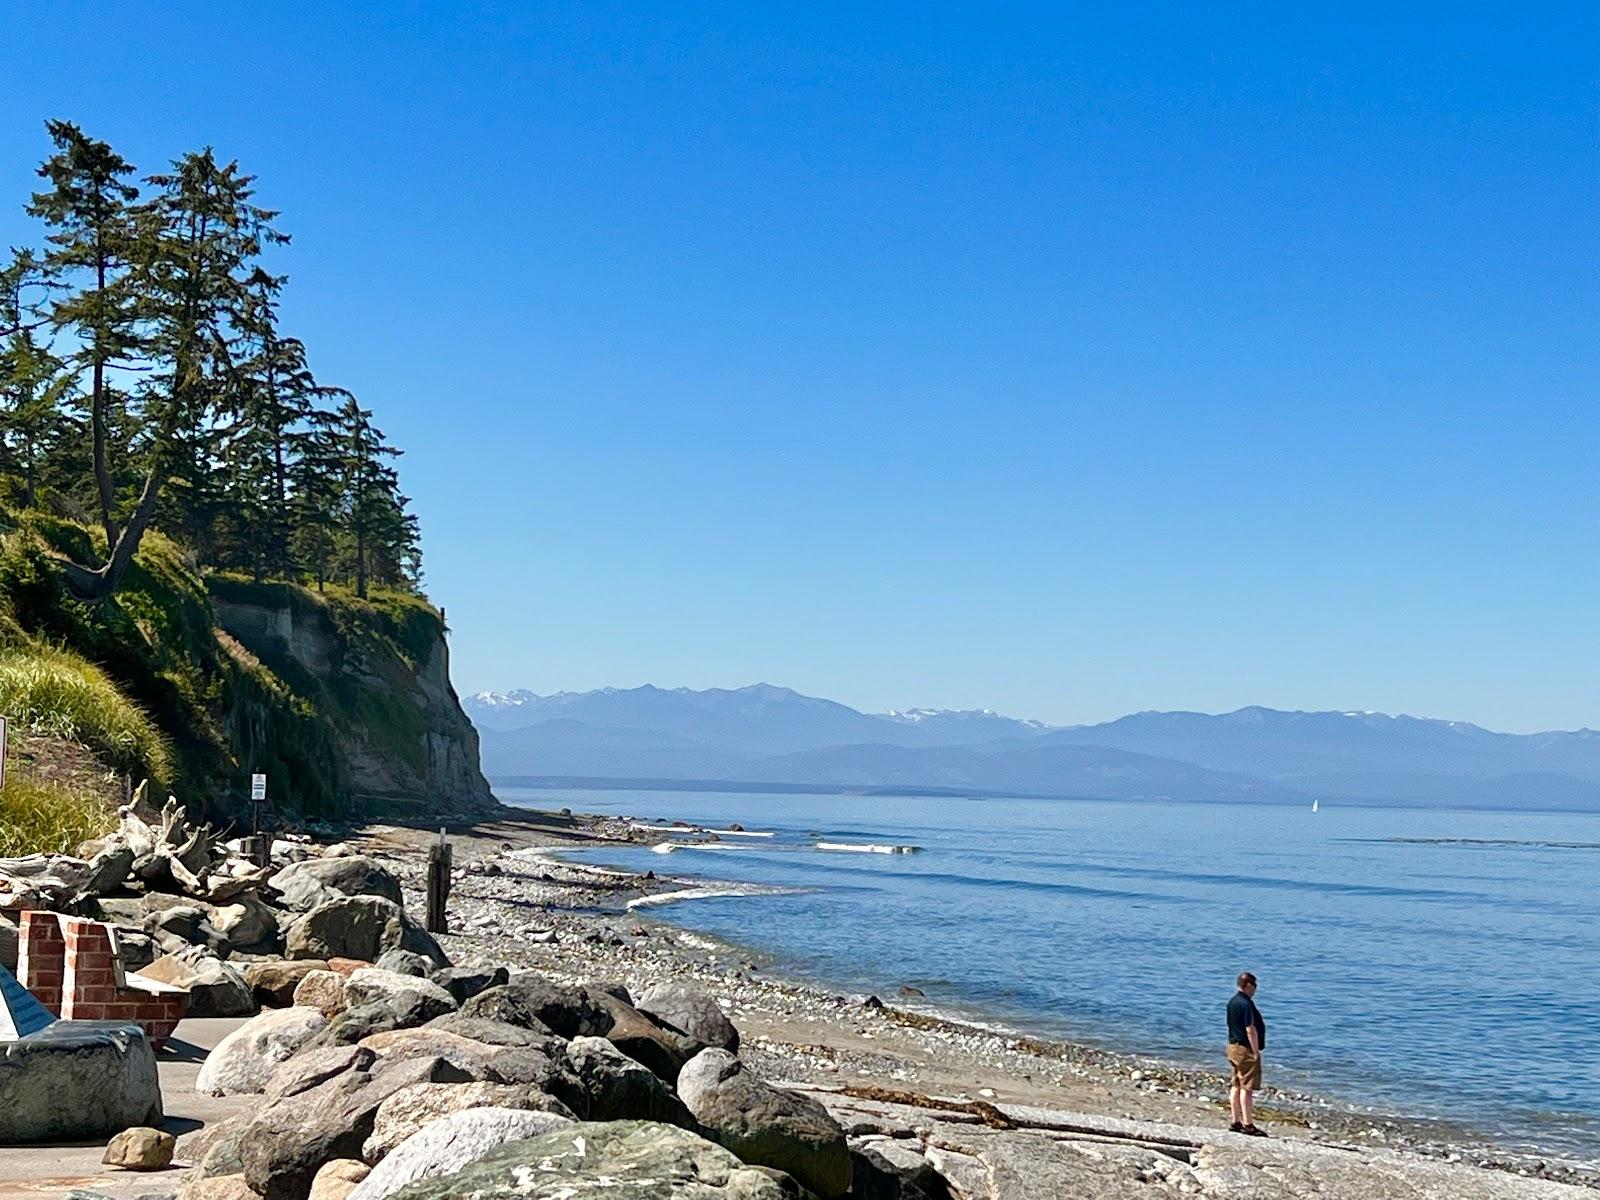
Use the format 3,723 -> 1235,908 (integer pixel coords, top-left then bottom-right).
465,685 -> 1600,809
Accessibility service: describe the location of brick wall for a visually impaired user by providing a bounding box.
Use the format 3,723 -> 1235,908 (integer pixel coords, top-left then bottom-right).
18,913 -> 187,1048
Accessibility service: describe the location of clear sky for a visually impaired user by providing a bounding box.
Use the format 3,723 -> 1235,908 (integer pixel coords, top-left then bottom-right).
1,3 -> 1596,732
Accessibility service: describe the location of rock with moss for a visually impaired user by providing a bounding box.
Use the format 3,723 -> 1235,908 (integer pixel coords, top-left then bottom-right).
384,1121 -> 797,1199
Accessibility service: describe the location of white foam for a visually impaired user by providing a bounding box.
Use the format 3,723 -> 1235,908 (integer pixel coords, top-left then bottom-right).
815,841 -> 920,855
626,886 -> 760,910
632,822 -> 776,838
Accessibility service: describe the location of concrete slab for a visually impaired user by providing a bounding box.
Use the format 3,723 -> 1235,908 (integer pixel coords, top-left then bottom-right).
0,1016 -> 252,1199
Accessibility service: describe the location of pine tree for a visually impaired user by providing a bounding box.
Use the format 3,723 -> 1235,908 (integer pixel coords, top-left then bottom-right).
26,121 -> 141,549
287,398 -> 347,591
78,148 -> 286,598
0,251 -> 77,508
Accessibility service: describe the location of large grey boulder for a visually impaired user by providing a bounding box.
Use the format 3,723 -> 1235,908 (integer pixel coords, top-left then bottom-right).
422,1013 -> 551,1048
0,1023 -> 162,1142
372,949 -> 431,978
363,1081 -> 575,1160
458,975 -> 606,1036
195,1006 -> 328,1096
240,1054 -> 471,1200
79,844 -> 136,898
637,982 -> 740,1053
677,1049 -> 851,1199
350,1107 -> 572,1200
138,948 -> 255,1017
596,992 -> 698,1083
565,1035 -> 694,1127
383,1120 -> 794,1199
429,964 -> 507,1005
286,897 -> 448,968
343,968 -> 456,1019
358,1027 -> 584,1111
264,1044 -> 376,1100
271,857 -> 403,912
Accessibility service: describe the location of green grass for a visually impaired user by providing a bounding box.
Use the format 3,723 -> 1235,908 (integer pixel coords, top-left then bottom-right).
0,772 -> 114,856
0,644 -> 173,786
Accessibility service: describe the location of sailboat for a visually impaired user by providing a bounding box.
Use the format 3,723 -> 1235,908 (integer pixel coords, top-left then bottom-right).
1311,799 -> 1319,813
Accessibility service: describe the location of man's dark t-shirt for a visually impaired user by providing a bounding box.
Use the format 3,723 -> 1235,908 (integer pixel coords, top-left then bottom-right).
1227,990 -> 1266,1050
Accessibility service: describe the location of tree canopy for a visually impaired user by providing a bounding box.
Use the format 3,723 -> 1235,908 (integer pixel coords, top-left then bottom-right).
0,122 -> 421,599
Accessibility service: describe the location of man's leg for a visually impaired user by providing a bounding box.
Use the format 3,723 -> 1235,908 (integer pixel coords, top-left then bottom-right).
1229,1080 -> 1243,1125
1241,1087 -> 1254,1128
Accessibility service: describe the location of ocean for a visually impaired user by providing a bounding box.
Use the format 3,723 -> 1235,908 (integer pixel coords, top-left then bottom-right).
498,785 -> 1600,1156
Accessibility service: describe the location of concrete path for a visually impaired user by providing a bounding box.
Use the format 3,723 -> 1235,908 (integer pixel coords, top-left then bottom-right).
0,1016 -> 250,1199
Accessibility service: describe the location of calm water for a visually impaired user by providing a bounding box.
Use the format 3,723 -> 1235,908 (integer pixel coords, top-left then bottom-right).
499,785 -> 1600,1155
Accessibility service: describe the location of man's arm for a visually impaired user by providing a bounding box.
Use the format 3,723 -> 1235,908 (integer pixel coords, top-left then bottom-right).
1246,1024 -> 1261,1055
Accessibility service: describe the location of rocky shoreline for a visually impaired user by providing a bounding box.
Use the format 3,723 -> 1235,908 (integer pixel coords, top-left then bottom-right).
7,799 -> 1596,1199
351,806 -> 1600,1192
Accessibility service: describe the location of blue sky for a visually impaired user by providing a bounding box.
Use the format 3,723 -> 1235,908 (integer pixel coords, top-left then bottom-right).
2,3 -> 1596,732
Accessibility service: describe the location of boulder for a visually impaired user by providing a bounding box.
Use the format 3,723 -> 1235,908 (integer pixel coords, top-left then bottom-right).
102,1125 -> 175,1170
422,1013 -> 555,1048
310,1158 -> 370,1200
565,1035 -> 694,1127
637,982 -> 740,1052
264,1044 -> 376,1100
373,949 -> 432,978
596,992 -> 697,1082
358,1027 -> 583,1109
429,964 -> 507,1005
343,968 -> 456,1019
349,1107 -> 572,1200
195,1006 -> 328,1096
211,893 -> 280,952
306,1000 -> 425,1048
293,969 -> 349,1017
138,948 -> 255,1017
285,896 -> 448,968
377,1120 -> 793,1199
677,1049 -> 851,1198
363,1080 -> 575,1160
179,1177 -> 258,1200
459,976 -> 608,1037
240,1054 -> 471,1200
271,857 -> 403,912
0,1023 -> 163,1142
246,959 -> 331,1008
145,903 -> 225,955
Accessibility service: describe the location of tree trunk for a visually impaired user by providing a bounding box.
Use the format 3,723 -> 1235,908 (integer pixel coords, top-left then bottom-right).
73,462 -> 164,599
91,252 -> 119,549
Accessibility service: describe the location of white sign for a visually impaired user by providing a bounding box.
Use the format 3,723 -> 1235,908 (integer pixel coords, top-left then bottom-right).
251,773 -> 267,802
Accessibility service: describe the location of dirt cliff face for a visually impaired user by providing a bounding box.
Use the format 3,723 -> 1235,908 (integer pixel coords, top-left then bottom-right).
210,583 -> 495,817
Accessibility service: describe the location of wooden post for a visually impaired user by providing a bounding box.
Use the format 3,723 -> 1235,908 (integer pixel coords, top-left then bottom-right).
426,828 -> 452,934
244,835 -> 272,870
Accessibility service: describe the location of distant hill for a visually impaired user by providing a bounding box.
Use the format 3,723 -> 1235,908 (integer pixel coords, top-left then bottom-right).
466,686 -> 1600,810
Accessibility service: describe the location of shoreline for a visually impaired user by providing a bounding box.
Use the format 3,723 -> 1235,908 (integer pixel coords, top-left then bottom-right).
354,804 -> 1600,1190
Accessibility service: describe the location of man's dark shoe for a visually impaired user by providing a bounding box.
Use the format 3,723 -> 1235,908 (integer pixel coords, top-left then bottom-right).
1229,1121 -> 1244,1132
1242,1124 -> 1268,1137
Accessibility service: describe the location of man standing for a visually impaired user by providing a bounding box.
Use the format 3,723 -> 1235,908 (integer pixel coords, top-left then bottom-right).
1226,971 -> 1267,1136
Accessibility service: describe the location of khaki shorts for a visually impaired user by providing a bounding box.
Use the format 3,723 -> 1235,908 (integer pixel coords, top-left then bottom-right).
1227,1043 -> 1262,1091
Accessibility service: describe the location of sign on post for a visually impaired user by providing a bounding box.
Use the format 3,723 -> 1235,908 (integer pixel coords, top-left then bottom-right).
251,773 -> 267,802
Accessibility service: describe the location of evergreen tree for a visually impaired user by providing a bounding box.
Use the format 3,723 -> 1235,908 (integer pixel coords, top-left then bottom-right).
287,398 -> 347,591
26,121 -> 141,549
0,251 -> 77,508
81,148 -> 285,598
